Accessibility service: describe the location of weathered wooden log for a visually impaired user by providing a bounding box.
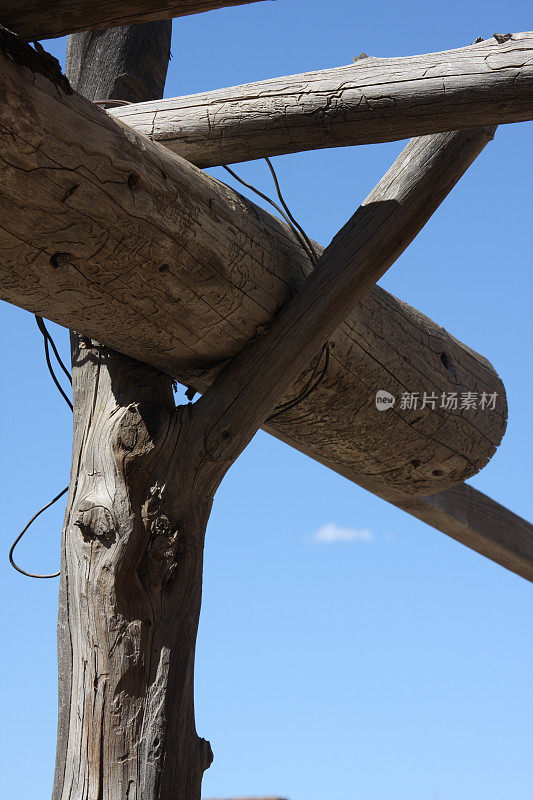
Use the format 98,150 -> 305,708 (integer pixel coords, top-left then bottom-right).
54,21 -> 215,800
0,0 -> 263,41
0,29 -> 507,497
57,342 -> 216,800
397,484 -> 533,583
110,32 -> 533,167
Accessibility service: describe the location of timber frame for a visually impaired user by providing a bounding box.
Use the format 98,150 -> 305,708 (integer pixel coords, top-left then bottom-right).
0,6 -> 532,799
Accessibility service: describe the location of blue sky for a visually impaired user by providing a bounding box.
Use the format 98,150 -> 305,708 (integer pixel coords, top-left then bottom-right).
0,1 -> 531,798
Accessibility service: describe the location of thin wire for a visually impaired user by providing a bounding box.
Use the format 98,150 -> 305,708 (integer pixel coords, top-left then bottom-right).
35,316 -> 73,410
35,316 -> 72,385
221,158 -> 330,421
264,157 -> 319,267
9,320 -> 72,578
9,486 -> 67,578
267,342 -> 330,422
221,164 -> 318,267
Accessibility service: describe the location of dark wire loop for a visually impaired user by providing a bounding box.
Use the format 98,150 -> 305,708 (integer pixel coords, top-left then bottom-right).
221,163 -> 319,268
35,316 -> 72,385
264,157 -> 319,267
13,161 -> 326,577
222,158 -> 329,422
9,486 -> 68,579
35,316 -> 73,411
267,341 -> 330,422
9,318 -> 73,578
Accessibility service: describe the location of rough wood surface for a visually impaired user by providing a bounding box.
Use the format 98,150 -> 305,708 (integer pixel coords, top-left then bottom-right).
0,0 -> 263,41
65,22 -> 172,103
0,30 -> 507,497
51,35 -> 522,799
53,21 -> 217,800
110,32 -> 533,166
55,342 -> 214,800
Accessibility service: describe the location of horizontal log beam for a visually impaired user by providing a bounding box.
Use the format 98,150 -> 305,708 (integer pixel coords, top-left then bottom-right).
0,29 -> 506,500
0,0 -> 263,41
2,31 -> 530,583
111,32 -> 533,166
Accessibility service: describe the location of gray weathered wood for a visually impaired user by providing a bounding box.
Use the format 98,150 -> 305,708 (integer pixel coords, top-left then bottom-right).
0,30 -> 506,499
0,0 -> 263,41
53,20 -> 213,800
65,22 -> 172,103
110,32 -> 533,166
55,341 -> 214,800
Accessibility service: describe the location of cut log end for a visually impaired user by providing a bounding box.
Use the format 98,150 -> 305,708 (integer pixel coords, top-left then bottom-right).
0,31 -> 508,496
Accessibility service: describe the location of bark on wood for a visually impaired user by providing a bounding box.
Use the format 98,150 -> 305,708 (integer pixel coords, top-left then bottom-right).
0,31 -> 506,497
53,21 -> 215,800
110,32 -> 533,166
1,0 -> 263,41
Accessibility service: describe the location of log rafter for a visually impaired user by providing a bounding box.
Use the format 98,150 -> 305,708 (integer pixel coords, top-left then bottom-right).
0,0 -> 263,41
0,29 -> 506,497
0,30 -> 530,583
110,32 -> 533,167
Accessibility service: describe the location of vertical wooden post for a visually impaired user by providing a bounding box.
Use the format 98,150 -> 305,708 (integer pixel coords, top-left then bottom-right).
53,23 -> 213,800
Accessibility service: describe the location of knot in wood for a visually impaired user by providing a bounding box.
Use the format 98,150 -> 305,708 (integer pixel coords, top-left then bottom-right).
493,32 -> 512,43
116,403 -> 166,456
149,514 -> 180,562
75,501 -> 116,543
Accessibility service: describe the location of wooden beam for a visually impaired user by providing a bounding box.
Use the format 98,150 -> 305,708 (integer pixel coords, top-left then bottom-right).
110,32 -> 533,167
284,428 -> 533,582
400,484 -> 533,583
0,29 -> 506,500
53,21 -> 178,800
0,0 -> 263,41
0,33 -> 529,583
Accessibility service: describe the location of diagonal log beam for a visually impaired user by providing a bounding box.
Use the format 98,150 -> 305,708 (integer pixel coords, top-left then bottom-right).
294,429 -> 533,582
1,32 -> 530,583
0,28 -> 506,499
399,485 -> 533,583
0,0 -> 264,41
110,32 -> 533,167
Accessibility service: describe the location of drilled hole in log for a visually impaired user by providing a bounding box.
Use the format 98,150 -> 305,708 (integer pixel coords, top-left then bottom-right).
127,173 -> 141,191
50,252 -> 71,268
440,351 -> 452,369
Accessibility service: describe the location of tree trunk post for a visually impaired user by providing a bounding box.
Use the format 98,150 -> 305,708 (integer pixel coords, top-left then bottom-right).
53,22 -> 213,800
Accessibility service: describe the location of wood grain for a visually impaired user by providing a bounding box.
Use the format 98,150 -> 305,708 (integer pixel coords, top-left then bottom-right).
55,342 -> 214,800
0,0 -> 263,40
110,32 -> 533,166
0,29 -> 506,497
53,22 -> 215,800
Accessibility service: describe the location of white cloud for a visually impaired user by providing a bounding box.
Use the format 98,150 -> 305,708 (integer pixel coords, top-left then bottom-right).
313,523 -> 374,544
